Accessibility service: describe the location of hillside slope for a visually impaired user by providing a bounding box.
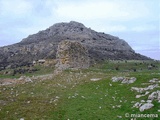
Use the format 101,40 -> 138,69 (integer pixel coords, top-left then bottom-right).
0,21 -> 150,67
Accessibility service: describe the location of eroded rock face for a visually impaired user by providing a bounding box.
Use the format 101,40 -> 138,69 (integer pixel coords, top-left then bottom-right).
55,40 -> 89,72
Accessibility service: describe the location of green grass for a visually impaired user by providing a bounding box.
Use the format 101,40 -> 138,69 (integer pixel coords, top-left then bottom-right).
0,60 -> 160,120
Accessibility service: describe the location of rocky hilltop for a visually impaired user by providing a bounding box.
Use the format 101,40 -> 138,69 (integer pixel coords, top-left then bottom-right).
0,21 -> 150,68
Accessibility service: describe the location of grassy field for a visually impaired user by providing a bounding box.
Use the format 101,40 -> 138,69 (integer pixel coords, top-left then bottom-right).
0,64 -> 54,79
0,60 -> 160,120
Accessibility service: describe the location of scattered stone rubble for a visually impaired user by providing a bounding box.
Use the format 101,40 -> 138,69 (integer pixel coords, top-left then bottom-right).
0,74 -> 54,86
90,78 -> 101,81
18,76 -> 33,82
135,91 -> 149,98
148,90 -> 160,101
149,78 -> 160,83
111,76 -> 136,84
133,102 -> 154,112
131,84 -> 159,93
131,78 -> 160,112
0,76 -> 33,86
111,77 -> 160,112
139,103 -> 154,112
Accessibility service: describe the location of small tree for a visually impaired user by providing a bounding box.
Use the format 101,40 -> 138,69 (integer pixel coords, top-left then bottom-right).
115,66 -> 119,70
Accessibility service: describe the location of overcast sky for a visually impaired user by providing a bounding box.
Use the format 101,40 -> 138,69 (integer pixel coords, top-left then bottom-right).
0,0 -> 159,60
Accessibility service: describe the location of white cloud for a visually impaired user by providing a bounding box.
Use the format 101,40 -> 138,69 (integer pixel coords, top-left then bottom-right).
131,25 -> 157,32
96,25 -> 127,33
56,0 -> 151,21
0,0 -> 33,16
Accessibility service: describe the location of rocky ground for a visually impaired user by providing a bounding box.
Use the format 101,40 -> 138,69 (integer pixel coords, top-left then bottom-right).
111,77 -> 160,112
0,74 -> 54,86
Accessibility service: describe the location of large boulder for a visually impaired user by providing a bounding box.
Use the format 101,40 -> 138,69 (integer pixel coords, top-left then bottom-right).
55,40 -> 89,73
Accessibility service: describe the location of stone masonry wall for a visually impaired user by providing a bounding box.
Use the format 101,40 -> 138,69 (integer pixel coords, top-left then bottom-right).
55,40 -> 89,73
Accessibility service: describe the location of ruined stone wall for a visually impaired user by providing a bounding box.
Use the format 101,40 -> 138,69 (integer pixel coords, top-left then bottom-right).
55,40 -> 89,73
